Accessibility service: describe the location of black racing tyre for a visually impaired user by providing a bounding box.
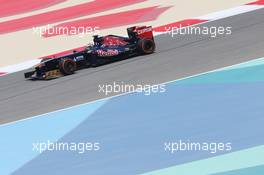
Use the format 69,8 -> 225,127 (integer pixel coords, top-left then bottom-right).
59,59 -> 76,75
137,39 -> 156,54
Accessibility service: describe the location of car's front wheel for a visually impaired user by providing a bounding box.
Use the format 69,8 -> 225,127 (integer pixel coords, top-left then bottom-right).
59,59 -> 76,75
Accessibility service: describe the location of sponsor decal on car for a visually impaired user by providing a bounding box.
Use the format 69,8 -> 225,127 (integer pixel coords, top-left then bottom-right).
136,27 -> 152,35
45,69 -> 61,78
74,55 -> 84,61
97,49 -> 119,57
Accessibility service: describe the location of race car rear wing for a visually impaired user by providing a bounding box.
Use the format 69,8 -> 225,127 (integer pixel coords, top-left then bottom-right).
127,26 -> 154,40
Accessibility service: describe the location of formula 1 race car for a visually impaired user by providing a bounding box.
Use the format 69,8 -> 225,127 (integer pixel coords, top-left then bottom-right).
24,26 -> 156,80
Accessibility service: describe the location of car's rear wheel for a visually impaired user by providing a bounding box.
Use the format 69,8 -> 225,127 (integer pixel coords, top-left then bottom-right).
59,59 -> 76,75
137,39 -> 156,54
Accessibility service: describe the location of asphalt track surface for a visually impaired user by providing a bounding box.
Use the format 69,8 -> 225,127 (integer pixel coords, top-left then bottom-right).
1,8 -> 264,124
